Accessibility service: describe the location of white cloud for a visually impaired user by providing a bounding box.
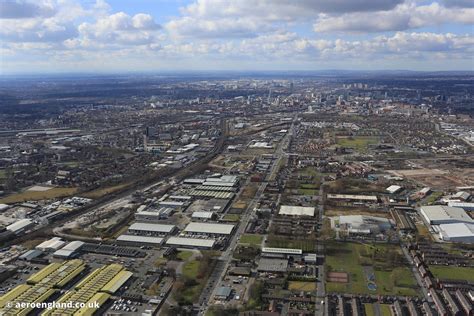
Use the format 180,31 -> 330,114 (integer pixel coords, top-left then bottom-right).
76,12 -> 161,46
314,2 -> 474,33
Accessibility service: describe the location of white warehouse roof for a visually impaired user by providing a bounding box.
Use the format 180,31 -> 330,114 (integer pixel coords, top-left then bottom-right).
420,205 -> 473,225
166,237 -> 215,248
6,219 -> 33,233
447,202 -> 474,211
128,223 -> 176,233
386,185 -> 402,194
279,205 -> 315,217
36,237 -> 65,251
184,222 -> 234,235
438,223 -> 474,243
262,247 -> 303,255
191,211 -> 215,219
117,234 -> 164,245
61,240 -> 85,251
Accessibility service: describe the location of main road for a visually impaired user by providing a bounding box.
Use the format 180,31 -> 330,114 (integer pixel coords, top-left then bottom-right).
198,115 -> 297,315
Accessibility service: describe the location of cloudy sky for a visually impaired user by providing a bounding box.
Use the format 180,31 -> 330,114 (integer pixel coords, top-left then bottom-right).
1,0 -> 473,74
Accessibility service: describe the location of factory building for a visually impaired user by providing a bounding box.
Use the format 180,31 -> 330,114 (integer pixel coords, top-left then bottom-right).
166,236 -> 216,249
6,219 -> 34,234
135,208 -> 174,222
278,205 -> 315,217
0,260 -> 86,315
183,222 -> 235,236
337,215 -> 393,234
116,234 -> 164,246
191,211 -> 217,220
127,223 -> 176,236
36,237 -> 66,252
53,240 -> 85,258
42,263 -> 132,316
438,223 -> 474,243
420,205 -> 473,225
448,202 -> 474,211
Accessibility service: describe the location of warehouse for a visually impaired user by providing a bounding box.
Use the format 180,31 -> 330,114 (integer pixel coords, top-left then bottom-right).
191,211 -> 216,220
188,189 -> 234,199
19,249 -> 43,261
447,202 -> 474,211
438,223 -> 474,243
128,223 -> 176,236
262,247 -> 303,258
0,260 -> 86,315
53,240 -> 85,258
327,194 -> 378,203
337,215 -> 393,234
279,205 -> 315,217
187,198 -> 231,213
184,222 -> 235,236
117,234 -> 164,246
166,236 -> 216,249
36,237 -> 66,252
135,208 -> 174,222
158,201 -> 186,209
42,264 -> 131,316
6,218 -> 34,234
420,205 -> 473,225
386,185 -> 403,194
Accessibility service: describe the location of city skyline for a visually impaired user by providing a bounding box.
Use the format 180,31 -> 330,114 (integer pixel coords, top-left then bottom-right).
1,0 -> 473,74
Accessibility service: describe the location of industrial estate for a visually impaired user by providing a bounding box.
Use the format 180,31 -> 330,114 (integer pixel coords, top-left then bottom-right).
0,73 -> 473,316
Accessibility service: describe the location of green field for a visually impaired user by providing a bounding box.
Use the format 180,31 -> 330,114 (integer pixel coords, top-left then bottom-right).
325,242 -> 418,296
336,136 -> 379,153
182,260 -> 200,279
288,281 -> 316,292
222,214 -> 240,222
239,234 -> 264,246
266,236 -> 316,252
0,187 -> 78,204
299,188 -> 317,195
364,304 -> 375,316
177,250 -> 194,261
79,183 -> 130,199
429,266 -> 474,282
380,304 -> 392,316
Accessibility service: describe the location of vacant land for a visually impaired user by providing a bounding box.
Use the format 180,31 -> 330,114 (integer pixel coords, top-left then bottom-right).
364,304 -> 375,316
266,235 -> 316,252
0,187 -> 78,204
177,251 -> 194,261
325,242 -> 418,296
223,214 -> 240,222
288,281 -> 316,292
429,266 -> 474,282
239,234 -> 264,246
336,136 -> 378,153
80,183 -> 130,199
380,304 -> 392,316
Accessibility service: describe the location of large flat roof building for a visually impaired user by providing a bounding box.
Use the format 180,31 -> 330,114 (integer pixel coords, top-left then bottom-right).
279,205 -> 315,217
420,205 -> 473,225
166,237 -> 215,249
6,219 -> 34,234
117,235 -> 164,246
438,223 -> 474,243
128,223 -> 176,236
184,222 -> 235,235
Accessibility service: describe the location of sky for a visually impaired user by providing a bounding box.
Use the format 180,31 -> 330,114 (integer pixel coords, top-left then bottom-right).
0,0 -> 473,74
